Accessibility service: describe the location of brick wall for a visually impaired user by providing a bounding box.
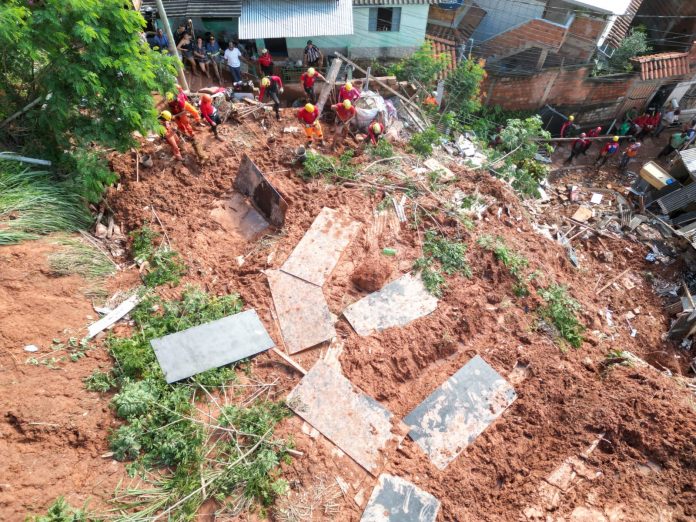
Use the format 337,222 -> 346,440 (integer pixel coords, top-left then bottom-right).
482,66 -> 671,124
477,18 -> 567,59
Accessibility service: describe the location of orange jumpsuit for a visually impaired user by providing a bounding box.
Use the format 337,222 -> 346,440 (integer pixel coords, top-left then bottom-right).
162,120 -> 183,160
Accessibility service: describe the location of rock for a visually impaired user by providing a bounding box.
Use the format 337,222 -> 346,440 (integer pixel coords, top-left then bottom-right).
95,223 -> 108,238
351,256 -> 393,292
598,251 -> 614,263
24,344 -> 39,353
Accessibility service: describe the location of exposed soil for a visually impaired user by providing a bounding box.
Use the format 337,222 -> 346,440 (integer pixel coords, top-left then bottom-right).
3,111 -> 696,521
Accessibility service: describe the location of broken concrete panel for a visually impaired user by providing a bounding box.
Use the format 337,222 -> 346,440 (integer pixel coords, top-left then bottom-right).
423,158 -> 454,181
266,269 -> 336,354
286,359 -> 402,475
210,193 -> 269,240
234,153 -> 288,227
342,273 -> 438,336
281,207 -> 360,287
404,355 -> 516,470
360,474 -> 440,522
151,309 -> 274,383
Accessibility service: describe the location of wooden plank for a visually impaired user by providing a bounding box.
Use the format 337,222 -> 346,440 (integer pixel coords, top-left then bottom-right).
87,295 -> 139,339
316,57 -> 343,115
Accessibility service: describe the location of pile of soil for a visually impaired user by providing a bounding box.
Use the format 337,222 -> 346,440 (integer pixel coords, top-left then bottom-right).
350,255 -> 393,292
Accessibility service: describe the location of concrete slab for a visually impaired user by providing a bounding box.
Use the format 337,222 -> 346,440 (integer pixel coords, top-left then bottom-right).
234,153 -> 288,227
281,207 -> 360,287
342,273 -> 438,336
286,359 -> 402,475
210,193 -> 269,240
360,474 -> 440,522
403,355 -> 517,470
151,309 -> 274,383
266,269 -> 335,354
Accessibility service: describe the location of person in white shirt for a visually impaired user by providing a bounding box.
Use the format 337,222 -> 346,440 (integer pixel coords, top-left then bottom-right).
656,108 -> 681,137
224,42 -> 243,83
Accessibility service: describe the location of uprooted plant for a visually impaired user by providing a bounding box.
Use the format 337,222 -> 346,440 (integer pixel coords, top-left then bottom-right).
100,287 -> 293,519
477,235 -> 535,296
301,150 -> 357,183
414,229 -> 471,296
131,226 -> 187,287
538,284 -> 585,349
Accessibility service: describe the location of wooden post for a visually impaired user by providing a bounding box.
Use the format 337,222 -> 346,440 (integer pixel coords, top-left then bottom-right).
316,58 -> 343,115
154,0 -> 190,92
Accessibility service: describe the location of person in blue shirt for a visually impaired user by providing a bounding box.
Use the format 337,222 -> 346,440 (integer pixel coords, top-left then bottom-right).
151,29 -> 169,52
205,35 -> 223,84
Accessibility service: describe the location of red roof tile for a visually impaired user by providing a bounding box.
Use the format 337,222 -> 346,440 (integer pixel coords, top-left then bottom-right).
425,35 -> 458,80
631,51 -> 691,80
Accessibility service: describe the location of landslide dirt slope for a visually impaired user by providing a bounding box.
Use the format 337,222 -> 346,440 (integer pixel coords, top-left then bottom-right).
1,115 -> 695,521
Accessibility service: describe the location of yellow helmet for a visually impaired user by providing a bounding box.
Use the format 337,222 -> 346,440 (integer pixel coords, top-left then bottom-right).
372,122 -> 382,134
261,77 -> 271,87
166,92 -> 174,102
345,82 -> 352,91
261,48 -> 268,54
569,115 -> 575,121
342,99 -> 352,109
613,135 -> 619,142
160,110 -> 172,121
304,103 -> 315,113
307,67 -> 316,76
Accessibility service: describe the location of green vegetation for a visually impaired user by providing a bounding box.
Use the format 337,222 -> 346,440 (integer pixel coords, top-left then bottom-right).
445,59 -> 486,118
48,237 -> 116,279
477,235 -> 534,296
367,139 -> 395,159
84,369 -> 116,393
409,126 -> 442,156
490,116 -> 552,198
26,496 -> 89,522
301,150 -> 357,182
389,42 -> 450,86
0,162 -> 90,245
131,226 -> 187,287
538,284 -> 585,349
414,230 -> 471,296
104,287 -> 293,519
596,28 -> 652,75
0,0 -> 176,202
27,336 -> 92,368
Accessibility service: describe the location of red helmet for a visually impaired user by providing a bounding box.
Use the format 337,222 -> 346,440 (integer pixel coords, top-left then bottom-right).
201,94 -> 212,104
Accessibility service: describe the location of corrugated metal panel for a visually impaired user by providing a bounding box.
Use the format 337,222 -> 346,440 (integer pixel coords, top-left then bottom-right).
354,0 -> 445,4
606,0 -> 643,48
141,0 -> 241,18
679,149 -> 696,176
656,183 -> 696,214
240,0 -> 353,39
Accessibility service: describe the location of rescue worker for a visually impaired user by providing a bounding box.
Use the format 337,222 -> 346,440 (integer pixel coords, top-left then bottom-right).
258,76 -> 284,120
560,115 -> 575,138
338,82 -> 360,103
658,130 -> 687,158
331,99 -> 357,146
367,121 -> 383,146
297,103 -> 323,147
619,138 -> 641,171
257,48 -> 274,76
300,67 -> 326,104
565,133 -> 589,165
595,136 -> 620,167
199,93 -> 223,140
165,92 -> 195,138
583,126 -> 602,154
159,110 -> 183,161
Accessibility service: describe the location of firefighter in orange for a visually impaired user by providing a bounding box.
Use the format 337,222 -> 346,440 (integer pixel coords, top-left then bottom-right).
165,91 -> 195,138
159,111 -> 183,161
297,103 -> 323,147
331,99 -> 356,146
367,121 -> 383,145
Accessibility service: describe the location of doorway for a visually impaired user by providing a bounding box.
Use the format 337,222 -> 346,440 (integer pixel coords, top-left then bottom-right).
264,38 -> 288,57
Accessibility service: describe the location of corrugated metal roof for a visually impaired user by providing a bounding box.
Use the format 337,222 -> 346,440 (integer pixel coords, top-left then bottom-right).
353,0 -> 445,4
680,149 -> 696,176
239,0 -> 353,39
140,0 -> 241,19
656,182 -> 696,214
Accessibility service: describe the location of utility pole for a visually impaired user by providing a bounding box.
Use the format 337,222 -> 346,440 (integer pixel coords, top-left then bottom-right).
153,0 -> 189,92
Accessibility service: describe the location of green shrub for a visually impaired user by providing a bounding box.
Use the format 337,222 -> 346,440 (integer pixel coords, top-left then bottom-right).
84,370 -> 115,393
538,284 -> 585,348
301,150 -> 356,182
409,126 -> 442,156
445,59 -> 486,117
414,230 -> 471,296
26,496 -> 89,522
130,226 -> 187,288
388,42 -> 449,86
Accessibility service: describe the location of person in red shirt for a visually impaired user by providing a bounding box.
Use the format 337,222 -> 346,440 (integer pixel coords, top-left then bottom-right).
159,111 -> 183,161
300,67 -> 326,104
257,48 -> 273,77
582,125 -> 601,154
297,103 -> 323,146
258,76 -> 284,120
560,115 -> 575,138
367,121 -> 383,145
331,99 -> 357,146
165,92 -> 195,138
338,82 -> 360,103
595,136 -> 620,167
199,93 -> 222,140
619,138 -> 641,171
565,133 -> 589,164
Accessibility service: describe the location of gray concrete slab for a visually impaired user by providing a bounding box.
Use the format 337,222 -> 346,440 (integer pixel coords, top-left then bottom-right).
266,269 -> 336,354
360,474 -> 440,522
403,355 -> 517,470
234,153 -> 288,227
151,309 -> 274,383
286,359 -> 402,475
280,207 -> 360,287
342,273 -> 438,336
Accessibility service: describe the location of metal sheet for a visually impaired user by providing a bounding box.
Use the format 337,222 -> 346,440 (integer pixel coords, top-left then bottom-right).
655,183 -> 696,214
404,355 -> 517,470
240,0 -> 353,39
679,149 -> 696,176
281,207 -> 360,287
266,269 -> 335,354
234,154 -> 288,228
141,0 -> 242,18
360,474 -> 440,522
151,310 -> 274,383
286,359 -> 401,475
342,273 -> 438,337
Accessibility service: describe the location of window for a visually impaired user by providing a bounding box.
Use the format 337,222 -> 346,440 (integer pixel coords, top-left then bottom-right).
368,7 -> 401,32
